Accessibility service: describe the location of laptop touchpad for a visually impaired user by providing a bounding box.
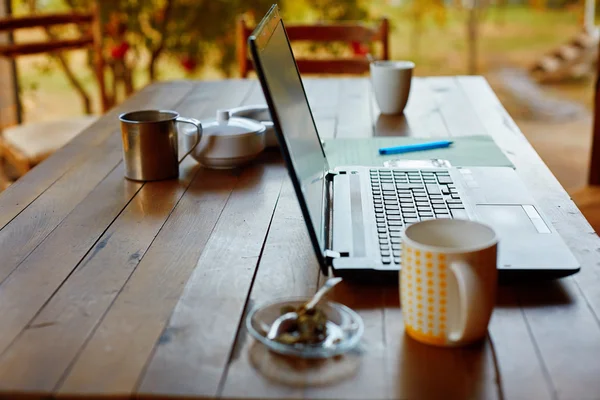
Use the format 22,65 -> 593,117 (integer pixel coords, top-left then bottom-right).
475,205 -> 551,234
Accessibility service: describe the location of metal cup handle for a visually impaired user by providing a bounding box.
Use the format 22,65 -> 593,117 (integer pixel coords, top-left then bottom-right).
176,117 -> 202,163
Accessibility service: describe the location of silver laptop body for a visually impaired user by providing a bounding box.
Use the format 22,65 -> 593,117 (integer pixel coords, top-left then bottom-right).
249,5 -> 579,281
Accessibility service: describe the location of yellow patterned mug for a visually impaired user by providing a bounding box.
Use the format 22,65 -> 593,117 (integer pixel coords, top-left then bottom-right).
400,219 -> 498,347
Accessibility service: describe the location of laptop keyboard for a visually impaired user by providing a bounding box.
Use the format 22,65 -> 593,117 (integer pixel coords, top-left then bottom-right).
370,169 -> 467,265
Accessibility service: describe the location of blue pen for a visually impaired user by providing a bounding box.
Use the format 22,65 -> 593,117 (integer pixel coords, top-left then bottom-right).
378,140 -> 453,155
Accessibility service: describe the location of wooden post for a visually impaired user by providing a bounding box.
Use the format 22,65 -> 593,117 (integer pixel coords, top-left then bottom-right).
380,18 -> 389,61
237,16 -> 248,78
584,0 -> 596,34
466,0 -> 479,75
0,0 -> 19,127
588,41 -> 600,185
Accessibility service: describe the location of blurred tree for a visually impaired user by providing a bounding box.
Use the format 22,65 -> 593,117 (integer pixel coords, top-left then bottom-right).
14,0 -> 369,96
407,0 -> 447,57
20,0 -> 95,113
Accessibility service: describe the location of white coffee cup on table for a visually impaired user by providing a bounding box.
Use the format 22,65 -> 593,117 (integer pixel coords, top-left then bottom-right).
400,219 -> 498,347
370,60 -> 414,115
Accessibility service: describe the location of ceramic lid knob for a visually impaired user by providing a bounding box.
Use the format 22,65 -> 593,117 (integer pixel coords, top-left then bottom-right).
216,109 -> 230,124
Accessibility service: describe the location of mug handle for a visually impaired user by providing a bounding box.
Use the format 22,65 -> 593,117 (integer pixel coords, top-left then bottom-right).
448,261 -> 492,344
176,117 -> 202,163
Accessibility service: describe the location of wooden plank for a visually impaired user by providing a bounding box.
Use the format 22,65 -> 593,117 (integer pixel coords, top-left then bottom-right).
0,81 -> 194,229
335,78 -> 373,138
56,166 -> 240,396
588,52 -> 600,184
304,78 -> 339,121
303,78 -> 498,399
286,23 -> 383,43
303,78 -> 339,140
517,279 -> 600,400
301,283 -> 390,400
135,162 -> 286,397
0,80 -> 238,290
0,12 -> 93,32
220,180 -> 321,399
380,287 -> 501,400
0,4 -> 18,129
241,80 -> 265,105
295,60 -> 369,75
457,76 -> 600,400
0,81 -> 203,291
0,37 -> 94,57
0,163 -> 141,356
428,76 -> 552,400
58,80 -> 274,396
0,158 -> 198,391
486,288 -> 554,400
226,78 -> 497,400
0,132 -> 124,284
426,77 -> 486,137
0,79 -> 255,394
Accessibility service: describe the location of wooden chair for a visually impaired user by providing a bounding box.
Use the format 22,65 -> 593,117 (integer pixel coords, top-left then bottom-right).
236,17 -> 389,78
0,6 -> 107,179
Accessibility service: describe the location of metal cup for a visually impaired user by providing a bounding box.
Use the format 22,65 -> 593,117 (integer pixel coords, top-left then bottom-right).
119,110 -> 202,181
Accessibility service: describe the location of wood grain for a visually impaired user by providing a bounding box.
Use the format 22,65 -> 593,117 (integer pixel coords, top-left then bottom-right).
57,80 -> 260,396
220,180 -> 321,399
0,79 -> 252,393
487,288 -> 553,400
335,78 -> 373,138
136,161 -> 286,397
0,81 -> 194,229
303,78 -> 339,139
0,78 -> 596,399
0,164 -> 141,356
427,77 -> 486,137
0,158 -> 198,391
0,133 -> 124,284
57,167 -> 239,396
457,76 -> 600,400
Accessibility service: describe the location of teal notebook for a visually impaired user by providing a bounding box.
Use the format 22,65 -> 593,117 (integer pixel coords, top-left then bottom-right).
323,136 -> 513,169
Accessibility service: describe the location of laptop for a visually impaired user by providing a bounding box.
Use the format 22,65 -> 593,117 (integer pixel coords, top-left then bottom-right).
249,5 -> 580,282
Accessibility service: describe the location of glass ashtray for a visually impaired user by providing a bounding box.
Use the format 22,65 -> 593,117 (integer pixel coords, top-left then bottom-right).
246,298 -> 364,359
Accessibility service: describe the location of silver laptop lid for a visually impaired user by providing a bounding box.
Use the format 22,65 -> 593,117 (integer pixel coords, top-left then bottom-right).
249,5 -> 331,271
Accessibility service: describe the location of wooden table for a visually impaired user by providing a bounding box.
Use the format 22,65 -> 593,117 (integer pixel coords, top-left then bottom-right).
0,77 -> 598,400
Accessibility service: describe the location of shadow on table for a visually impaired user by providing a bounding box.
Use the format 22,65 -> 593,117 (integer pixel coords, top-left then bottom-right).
374,114 -> 411,137
328,275 -> 575,311
395,333 -> 499,399
496,280 -> 575,308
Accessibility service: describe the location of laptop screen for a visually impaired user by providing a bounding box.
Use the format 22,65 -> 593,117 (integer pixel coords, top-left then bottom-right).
250,6 -> 330,254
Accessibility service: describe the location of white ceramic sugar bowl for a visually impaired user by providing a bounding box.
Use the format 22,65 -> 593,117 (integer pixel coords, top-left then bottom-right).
184,109 -> 266,169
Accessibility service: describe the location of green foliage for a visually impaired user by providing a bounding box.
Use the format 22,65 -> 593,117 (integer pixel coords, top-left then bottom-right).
303,0 -> 368,20
14,0 -> 370,78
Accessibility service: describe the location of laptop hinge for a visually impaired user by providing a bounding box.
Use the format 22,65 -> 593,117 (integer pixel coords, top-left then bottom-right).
322,170 -> 337,265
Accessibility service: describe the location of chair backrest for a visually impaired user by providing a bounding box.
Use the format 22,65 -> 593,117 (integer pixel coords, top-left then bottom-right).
0,6 -> 109,112
236,16 -> 389,78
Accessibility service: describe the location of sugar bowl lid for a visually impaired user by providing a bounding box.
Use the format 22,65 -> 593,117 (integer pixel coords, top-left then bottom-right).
203,110 -> 266,136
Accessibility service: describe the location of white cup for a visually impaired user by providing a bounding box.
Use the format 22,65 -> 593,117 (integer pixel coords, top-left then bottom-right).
370,60 -> 414,115
400,219 -> 498,347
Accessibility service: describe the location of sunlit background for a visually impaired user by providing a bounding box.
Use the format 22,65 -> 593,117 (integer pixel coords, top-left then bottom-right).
2,0 -> 599,190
